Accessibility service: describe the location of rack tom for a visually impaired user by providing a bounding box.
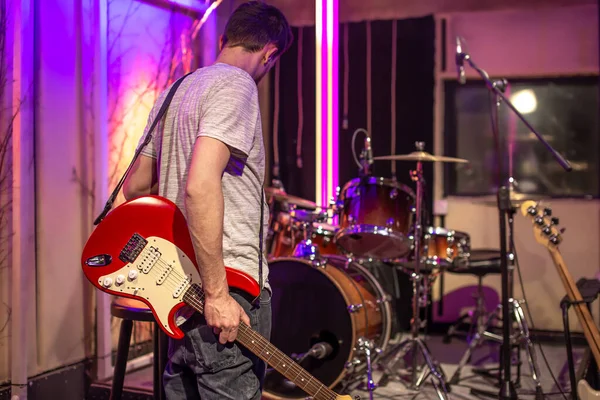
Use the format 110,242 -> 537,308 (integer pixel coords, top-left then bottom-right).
269,212 -> 340,258
406,227 -> 470,269
334,177 -> 415,261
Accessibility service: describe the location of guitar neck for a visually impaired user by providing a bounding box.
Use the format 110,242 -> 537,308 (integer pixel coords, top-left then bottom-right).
183,284 -> 338,400
549,249 -> 600,369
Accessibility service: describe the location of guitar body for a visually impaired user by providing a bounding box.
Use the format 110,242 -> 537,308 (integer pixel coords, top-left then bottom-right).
81,196 -> 259,339
579,379 -> 600,400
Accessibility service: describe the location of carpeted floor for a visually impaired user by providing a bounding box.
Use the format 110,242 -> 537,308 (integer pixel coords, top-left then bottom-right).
118,332 -> 584,400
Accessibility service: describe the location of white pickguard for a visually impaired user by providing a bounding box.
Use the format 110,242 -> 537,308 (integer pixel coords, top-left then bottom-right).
97,236 -> 201,337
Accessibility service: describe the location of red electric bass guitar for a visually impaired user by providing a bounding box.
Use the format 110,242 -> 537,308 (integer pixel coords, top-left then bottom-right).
82,195 -> 354,400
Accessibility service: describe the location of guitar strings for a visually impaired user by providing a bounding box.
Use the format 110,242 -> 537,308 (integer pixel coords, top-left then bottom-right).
184,284 -> 337,399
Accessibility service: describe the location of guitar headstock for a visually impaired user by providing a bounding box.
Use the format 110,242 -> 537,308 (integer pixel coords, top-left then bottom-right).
520,200 -> 564,249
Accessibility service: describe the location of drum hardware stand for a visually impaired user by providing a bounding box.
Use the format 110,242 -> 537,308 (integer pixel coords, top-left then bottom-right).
455,36 -> 571,400
376,142 -> 449,400
341,337 -> 381,400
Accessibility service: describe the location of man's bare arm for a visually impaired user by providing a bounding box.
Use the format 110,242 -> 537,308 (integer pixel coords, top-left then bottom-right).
123,155 -> 158,200
185,136 -> 250,344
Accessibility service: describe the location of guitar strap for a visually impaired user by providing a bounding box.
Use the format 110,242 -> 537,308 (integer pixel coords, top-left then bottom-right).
94,72 -> 192,225
254,190 -> 264,306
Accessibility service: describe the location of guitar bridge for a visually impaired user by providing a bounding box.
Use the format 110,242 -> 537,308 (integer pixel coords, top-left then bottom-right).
119,233 -> 148,263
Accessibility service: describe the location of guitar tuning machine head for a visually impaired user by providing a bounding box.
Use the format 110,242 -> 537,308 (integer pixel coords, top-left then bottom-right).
543,207 -> 552,216
534,215 -> 545,226
549,234 -> 561,245
527,205 -> 538,216
542,225 -> 552,235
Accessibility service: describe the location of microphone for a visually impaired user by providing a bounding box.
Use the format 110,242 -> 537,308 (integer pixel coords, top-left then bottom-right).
455,36 -> 466,85
365,137 -> 373,166
308,342 -> 333,360
362,136 -> 373,175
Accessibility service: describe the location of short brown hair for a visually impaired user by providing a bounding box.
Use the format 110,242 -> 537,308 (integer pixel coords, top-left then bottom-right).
222,1 -> 293,57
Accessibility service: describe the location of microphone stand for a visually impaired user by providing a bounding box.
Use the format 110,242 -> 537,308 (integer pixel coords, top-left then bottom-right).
457,39 -> 571,400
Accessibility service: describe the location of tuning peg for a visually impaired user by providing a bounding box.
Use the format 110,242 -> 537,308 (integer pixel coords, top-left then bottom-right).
549,234 -> 560,245
543,207 -> 552,216
542,225 -> 552,235
551,217 -> 559,225
534,215 -> 544,226
527,205 -> 538,216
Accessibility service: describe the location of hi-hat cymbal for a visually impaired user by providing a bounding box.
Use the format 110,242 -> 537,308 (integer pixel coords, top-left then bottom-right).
374,151 -> 469,163
265,187 -> 318,209
478,192 -> 549,207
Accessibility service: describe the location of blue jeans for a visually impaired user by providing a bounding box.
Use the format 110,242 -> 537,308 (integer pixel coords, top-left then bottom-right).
163,288 -> 272,400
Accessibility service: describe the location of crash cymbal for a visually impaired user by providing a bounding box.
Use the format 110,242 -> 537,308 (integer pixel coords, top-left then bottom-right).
374,151 -> 469,163
264,187 -> 318,209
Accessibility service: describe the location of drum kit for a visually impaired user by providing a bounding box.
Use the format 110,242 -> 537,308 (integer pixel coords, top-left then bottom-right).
262,140 -> 472,400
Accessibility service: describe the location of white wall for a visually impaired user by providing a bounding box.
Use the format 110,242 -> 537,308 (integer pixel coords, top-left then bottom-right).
433,4 -> 599,332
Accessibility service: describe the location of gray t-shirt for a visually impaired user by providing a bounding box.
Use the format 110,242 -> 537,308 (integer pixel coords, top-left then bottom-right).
137,63 -> 270,301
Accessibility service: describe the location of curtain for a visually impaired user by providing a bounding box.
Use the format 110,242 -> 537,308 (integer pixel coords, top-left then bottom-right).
271,16 -> 435,213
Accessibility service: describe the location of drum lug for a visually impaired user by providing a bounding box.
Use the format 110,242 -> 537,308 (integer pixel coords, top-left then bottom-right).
377,294 -> 393,304
347,303 -> 364,313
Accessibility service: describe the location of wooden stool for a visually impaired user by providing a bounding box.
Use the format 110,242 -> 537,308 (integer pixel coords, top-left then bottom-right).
110,297 -> 168,400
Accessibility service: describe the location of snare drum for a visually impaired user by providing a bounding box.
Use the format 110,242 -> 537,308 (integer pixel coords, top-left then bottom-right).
409,227 -> 470,268
269,213 -> 340,258
263,256 -> 392,399
335,177 -> 415,260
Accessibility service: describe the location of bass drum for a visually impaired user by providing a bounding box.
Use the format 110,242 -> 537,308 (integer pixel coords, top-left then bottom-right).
263,256 -> 392,399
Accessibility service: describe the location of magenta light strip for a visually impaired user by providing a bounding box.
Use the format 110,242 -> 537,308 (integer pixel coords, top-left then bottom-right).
329,0 -> 339,205
316,0 -> 338,207
315,0 -> 323,205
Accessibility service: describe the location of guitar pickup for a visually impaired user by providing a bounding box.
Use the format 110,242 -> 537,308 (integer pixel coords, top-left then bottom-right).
173,275 -> 191,298
156,263 -> 173,285
139,246 -> 161,274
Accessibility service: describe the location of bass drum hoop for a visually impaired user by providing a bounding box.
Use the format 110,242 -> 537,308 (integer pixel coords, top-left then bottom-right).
262,256 -> 392,400
325,255 -> 393,357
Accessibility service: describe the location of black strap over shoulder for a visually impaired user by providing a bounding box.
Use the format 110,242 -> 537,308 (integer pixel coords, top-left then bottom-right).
94,72 -> 192,225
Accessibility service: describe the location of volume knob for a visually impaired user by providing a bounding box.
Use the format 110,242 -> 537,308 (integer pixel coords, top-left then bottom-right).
102,277 -> 113,288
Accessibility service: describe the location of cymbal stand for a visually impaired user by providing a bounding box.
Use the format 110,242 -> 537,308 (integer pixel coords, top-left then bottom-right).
450,190 -> 543,399
377,142 -> 448,400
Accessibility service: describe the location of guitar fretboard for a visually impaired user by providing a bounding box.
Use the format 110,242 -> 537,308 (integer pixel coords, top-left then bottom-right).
182,283 -> 339,400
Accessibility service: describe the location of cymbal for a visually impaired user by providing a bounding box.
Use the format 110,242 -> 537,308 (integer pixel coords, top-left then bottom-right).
478,192 -> 549,207
373,151 -> 469,163
265,187 -> 318,209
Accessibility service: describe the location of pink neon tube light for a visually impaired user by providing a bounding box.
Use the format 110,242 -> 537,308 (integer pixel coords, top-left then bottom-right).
316,0 -> 338,207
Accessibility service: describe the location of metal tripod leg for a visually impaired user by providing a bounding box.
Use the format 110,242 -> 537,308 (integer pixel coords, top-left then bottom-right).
377,337 -> 448,400
449,306 -> 500,384
449,297 -> 544,394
